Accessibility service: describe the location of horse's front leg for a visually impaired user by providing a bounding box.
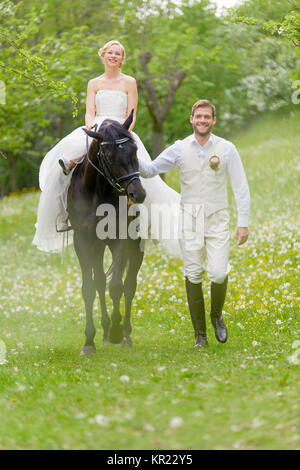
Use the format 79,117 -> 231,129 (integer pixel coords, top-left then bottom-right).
93,244 -> 111,345
74,233 -> 97,356
80,265 -> 97,355
108,241 -> 127,344
122,238 -> 144,348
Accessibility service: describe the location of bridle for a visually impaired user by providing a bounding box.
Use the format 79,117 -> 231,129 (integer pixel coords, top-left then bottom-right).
86,125 -> 140,194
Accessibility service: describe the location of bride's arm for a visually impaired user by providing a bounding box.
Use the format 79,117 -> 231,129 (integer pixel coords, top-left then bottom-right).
85,80 -> 96,129
126,78 -> 138,132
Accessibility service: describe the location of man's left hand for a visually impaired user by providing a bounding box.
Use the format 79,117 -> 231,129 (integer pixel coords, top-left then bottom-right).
236,227 -> 248,245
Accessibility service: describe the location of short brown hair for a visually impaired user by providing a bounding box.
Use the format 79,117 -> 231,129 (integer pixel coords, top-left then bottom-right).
191,99 -> 216,118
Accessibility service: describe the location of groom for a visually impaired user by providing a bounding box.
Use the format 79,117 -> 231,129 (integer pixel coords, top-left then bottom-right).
138,99 -> 250,347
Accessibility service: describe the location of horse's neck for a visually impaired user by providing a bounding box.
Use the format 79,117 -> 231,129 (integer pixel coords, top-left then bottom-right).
84,161 -> 98,192
84,141 -> 100,192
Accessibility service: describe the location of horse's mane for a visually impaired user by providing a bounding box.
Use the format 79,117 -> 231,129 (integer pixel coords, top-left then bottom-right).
72,119 -> 136,180
100,120 -> 136,147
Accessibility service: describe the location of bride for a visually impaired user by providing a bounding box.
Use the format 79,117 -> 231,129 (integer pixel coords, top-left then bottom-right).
33,40 -> 181,257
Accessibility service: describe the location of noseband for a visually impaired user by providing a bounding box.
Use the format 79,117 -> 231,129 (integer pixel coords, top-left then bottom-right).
86,127 -> 140,194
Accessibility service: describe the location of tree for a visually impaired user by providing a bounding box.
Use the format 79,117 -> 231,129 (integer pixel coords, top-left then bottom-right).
0,0 -> 79,193
1,0 -> 298,195
229,0 -> 300,47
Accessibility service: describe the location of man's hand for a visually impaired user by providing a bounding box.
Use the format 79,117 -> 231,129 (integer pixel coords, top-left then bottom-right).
236,227 -> 248,245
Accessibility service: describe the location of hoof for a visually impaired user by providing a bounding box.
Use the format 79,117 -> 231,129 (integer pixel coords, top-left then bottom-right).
121,337 -> 132,349
109,325 -> 123,344
80,345 -> 96,356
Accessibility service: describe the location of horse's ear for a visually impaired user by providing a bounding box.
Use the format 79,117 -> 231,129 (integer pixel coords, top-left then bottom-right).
83,128 -> 101,139
123,109 -> 134,130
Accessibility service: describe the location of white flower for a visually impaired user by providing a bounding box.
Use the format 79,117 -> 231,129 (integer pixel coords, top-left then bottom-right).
120,375 -> 130,383
292,340 -> 300,349
252,341 -> 259,347
0,340 -> 6,365
287,353 -> 300,365
94,414 -> 109,426
252,417 -> 265,428
144,423 -> 155,432
231,424 -> 240,432
169,417 -> 183,428
275,319 -> 282,325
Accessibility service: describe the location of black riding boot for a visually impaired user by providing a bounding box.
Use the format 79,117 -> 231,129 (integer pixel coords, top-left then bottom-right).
185,278 -> 208,347
210,276 -> 228,343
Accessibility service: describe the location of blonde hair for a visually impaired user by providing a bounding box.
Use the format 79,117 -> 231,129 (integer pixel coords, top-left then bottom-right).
98,40 -> 126,64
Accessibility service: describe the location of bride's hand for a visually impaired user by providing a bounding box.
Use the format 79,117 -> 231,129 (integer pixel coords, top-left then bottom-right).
85,124 -> 92,131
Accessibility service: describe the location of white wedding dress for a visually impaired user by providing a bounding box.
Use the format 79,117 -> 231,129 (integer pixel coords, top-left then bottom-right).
33,90 -> 182,257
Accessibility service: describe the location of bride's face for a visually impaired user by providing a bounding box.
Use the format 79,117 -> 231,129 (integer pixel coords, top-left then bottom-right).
102,45 -> 124,69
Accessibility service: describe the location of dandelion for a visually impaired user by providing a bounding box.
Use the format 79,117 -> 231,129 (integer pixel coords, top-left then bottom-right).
144,423 -> 155,432
287,353 -> 300,365
275,320 -> 282,325
120,375 -> 130,383
94,414 -> 109,426
252,417 -> 265,428
0,340 -> 6,364
169,417 -> 183,428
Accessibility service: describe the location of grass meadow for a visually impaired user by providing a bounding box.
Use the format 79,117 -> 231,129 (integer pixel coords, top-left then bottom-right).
0,107 -> 299,450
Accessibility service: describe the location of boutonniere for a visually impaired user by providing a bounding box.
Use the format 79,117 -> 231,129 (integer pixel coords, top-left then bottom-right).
209,155 -> 220,171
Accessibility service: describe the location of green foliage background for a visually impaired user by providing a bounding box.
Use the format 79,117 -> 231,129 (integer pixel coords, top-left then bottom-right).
1,0 -> 299,195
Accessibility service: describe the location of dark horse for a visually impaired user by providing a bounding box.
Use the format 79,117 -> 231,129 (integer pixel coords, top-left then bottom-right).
67,110 -> 146,355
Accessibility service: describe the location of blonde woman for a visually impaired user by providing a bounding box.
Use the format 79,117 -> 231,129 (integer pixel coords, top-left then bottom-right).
33,40 -> 181,256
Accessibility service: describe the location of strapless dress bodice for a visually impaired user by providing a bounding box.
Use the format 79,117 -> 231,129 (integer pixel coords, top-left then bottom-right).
95,90 -> 127,123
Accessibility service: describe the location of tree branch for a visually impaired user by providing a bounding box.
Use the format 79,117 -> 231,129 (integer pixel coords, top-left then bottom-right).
139,51 -> 186,125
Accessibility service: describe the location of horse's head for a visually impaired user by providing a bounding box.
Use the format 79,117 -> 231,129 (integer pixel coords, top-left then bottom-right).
83,110 -> 146,204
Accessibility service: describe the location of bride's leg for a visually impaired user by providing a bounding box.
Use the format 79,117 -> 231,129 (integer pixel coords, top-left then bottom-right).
56,191 -> 70,230
58,128 -> 90,174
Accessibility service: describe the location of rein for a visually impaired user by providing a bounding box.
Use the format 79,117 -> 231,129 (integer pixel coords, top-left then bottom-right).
86,126 -> 140,194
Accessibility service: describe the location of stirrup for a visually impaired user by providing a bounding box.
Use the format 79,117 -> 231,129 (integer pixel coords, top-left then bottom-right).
56,220 -> 73,233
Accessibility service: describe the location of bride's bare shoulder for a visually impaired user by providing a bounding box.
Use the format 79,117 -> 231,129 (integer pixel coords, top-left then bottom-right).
88,76 -> 105,89
121,74 -> 137,93
122,73 -> 136,84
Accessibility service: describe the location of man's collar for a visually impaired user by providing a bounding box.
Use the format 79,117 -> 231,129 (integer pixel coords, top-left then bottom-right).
192,133 -> 214,147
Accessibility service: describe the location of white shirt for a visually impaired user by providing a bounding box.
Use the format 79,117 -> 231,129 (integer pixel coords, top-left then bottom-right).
138,133 -> 250,227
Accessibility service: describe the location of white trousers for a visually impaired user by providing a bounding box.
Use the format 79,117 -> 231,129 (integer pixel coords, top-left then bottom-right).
180,208 -> 231,284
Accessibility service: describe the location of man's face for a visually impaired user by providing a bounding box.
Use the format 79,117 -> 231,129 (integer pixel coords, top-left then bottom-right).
190,106 -> 216,137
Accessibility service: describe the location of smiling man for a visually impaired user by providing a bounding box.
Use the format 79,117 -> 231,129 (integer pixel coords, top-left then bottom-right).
138,99 -> 250,348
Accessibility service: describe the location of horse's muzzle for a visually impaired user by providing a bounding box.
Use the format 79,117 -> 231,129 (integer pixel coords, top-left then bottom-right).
127,179 -> 146,204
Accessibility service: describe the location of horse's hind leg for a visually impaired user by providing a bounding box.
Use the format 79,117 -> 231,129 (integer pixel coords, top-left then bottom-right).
122,239 -> 144,348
